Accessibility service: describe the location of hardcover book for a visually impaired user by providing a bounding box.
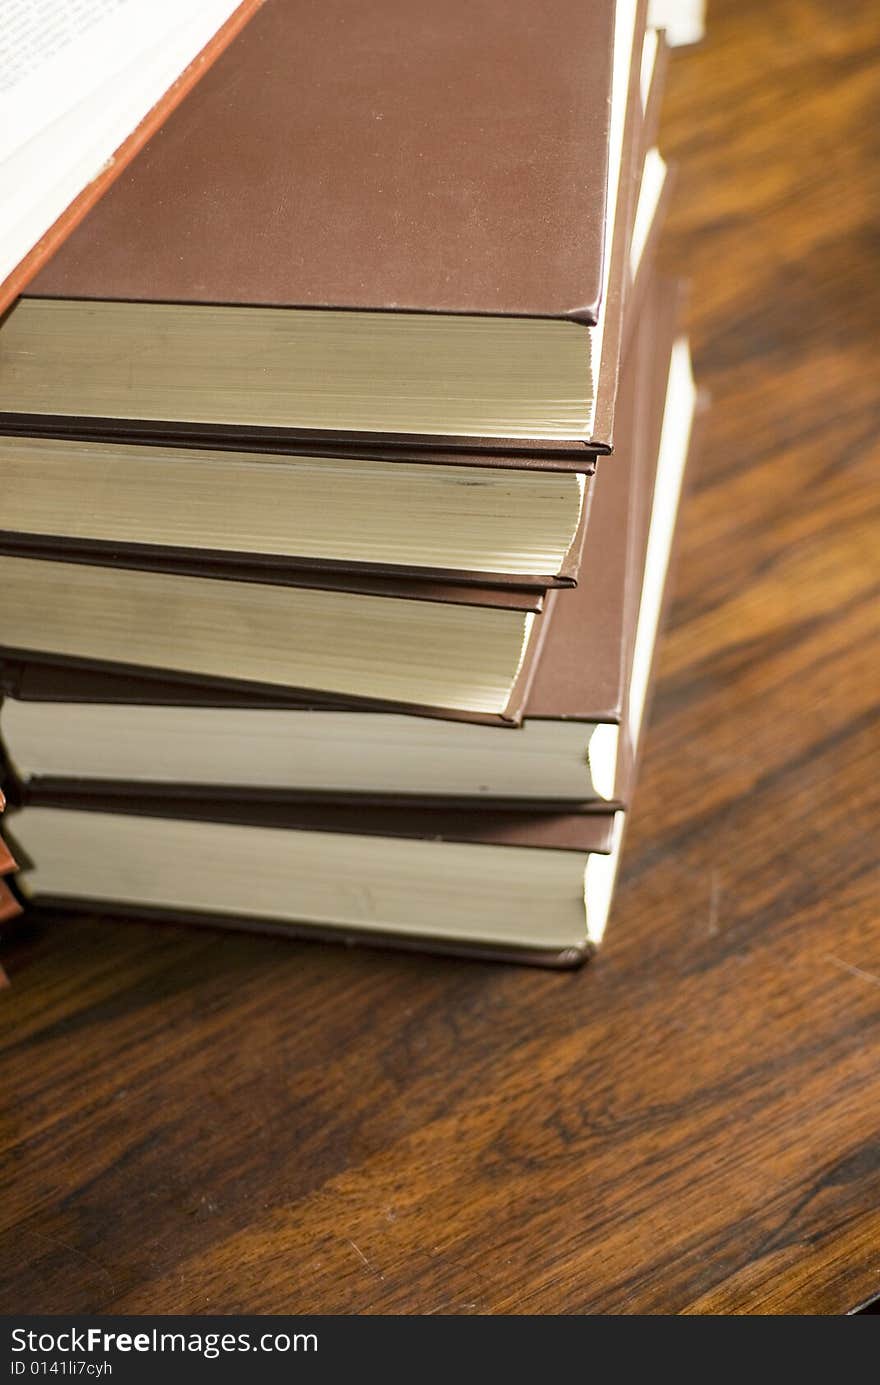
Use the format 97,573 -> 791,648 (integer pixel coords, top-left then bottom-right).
0,554 -> 553,723
2,797 -> 620,968
0,0 -> 645,454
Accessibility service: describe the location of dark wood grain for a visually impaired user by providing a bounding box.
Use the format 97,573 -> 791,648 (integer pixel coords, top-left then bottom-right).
1,0 -> 879,1315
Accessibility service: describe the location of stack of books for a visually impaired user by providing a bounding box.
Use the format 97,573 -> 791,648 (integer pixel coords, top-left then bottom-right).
0,0 -> 700,967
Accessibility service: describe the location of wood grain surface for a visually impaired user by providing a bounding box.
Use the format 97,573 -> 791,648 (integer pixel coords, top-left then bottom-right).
1,0 -> 878,1315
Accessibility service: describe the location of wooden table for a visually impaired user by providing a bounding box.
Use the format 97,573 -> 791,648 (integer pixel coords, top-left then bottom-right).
1,0 -> 878,1315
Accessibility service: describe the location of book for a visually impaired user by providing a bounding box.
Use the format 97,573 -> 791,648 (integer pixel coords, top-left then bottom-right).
1,796 -> 620,967
0,436 -> 595,589
0,0 -> 644,453
0,280 -> 700,808
0,555 -> 553,722
0,0 -> 264,314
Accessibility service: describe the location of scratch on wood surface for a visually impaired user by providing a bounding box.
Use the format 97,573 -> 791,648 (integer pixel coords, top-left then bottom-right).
347,1239 -> 383,1280
827,956 -> 880,989
25,1226 -> 117,1297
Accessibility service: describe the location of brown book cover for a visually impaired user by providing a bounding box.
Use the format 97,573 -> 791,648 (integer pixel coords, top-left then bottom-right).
0,825 -> 16,877
25,0 -> 616,322
0,0 -> 646,457
0,789 -> 20,957
0,879 -> 22,924
0,788 -> 21,928
0,1 -> 266,317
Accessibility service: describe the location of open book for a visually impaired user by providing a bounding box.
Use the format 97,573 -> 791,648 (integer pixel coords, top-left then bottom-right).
0,0 -> 262,313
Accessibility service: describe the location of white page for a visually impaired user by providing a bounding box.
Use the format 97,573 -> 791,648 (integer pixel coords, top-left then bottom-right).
628,339 -> 697,744
0,0 -> 245,288
584,0 -> 638,436
647,0 -> 706,47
